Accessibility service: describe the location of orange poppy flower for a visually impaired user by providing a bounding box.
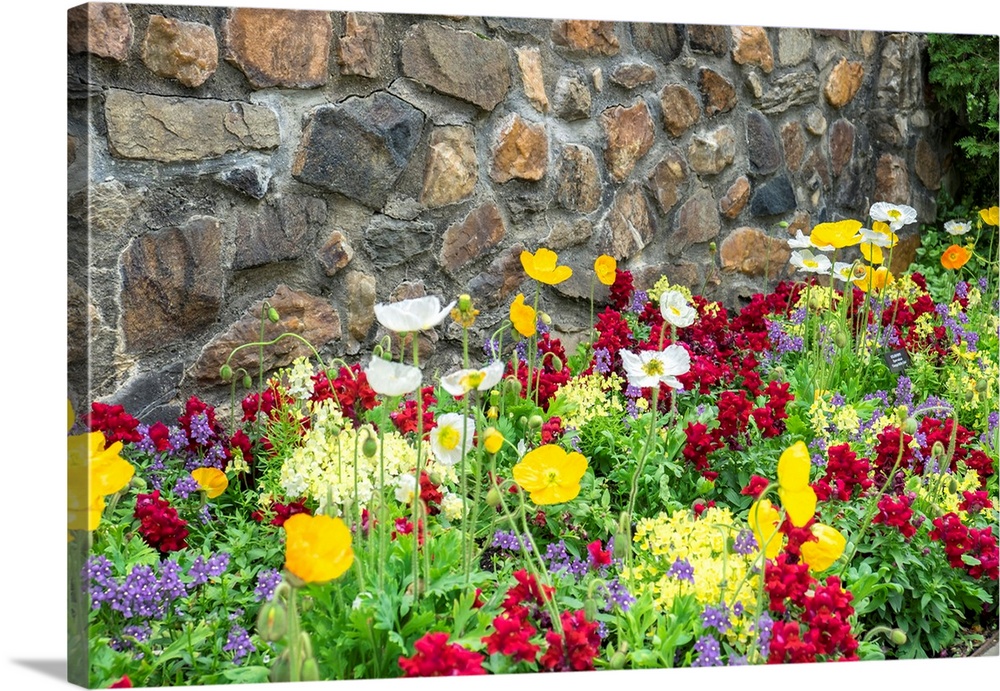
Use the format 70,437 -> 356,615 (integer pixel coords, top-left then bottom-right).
940,244 -> 971,270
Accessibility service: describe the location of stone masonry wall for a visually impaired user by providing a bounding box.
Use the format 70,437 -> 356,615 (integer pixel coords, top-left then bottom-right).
67,3 -> 949,422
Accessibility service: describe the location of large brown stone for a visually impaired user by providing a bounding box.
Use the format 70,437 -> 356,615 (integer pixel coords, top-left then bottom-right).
699,68 -> 736,117
67,3 -> 133,61
466,243 -> 527,308
516,47 -> 549,112
317,231 -> 355,276
292,92 -> 425,209
600,183 -> 656,260
141,15 -> 218,88
120,217 -> 224,352
556,144 -> 602,212
874,153 -> 910,205
402,22 -> 512,110
781,122 -> 805,172
345,271 -> 377,341
648,149 -> 688,214
687,125 -> 736,176
889,234 -> 921,275
610,63 -> 657,89
601,100 -> 655,182
829,118 -> 855,177
68,179 -> 143,234
731,26 -> 774,73
491,114 -> 548,183
915,138 -> 941,191
688,25 -> 728,56
232,196 -> 327,270
552,20 -> 620,56
825,58 -> 865,108
672,187 -> 720,254
420,126 -> 478,208
104,89 -> 279,162
190,285 -> 341,383
222,8 -> 333,88
660,84 -> 701,137
440,203 -> 506,272
720,176 -> 750,219
720,227 -> 790,278
337,12 -> 382,78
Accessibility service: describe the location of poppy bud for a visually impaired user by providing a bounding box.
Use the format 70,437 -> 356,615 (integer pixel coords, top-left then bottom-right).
518,416 -> 528,428
490,389 -> 500,404
528,415 -> 543,430
486,487 -> 501,507
130,476 -> 147,490
300,658 -> 320,682
487,406 -> 499,420
539,311 -> 552,325
901,417 -> 918,435
771,366 -> 785,380
362,437 -> 378,459
976,379 -> 988,393
269,651 -> 291,683
429,469 -> 444,485
708,241 -> 717,254
948,478 -> 959,494
483,427 -> 504,455
610,652 -> 627,670
549,355 -> 563,372
584,598 -> 599,621
220,364 -> 233,381
267,307 -> 280,323
889,629 -> 907,646
458,294 -> 473,312
965,390 -> 975,402
256,600 -> 287,642
242,374 -> 253,390
504,378 -> 522,396
931,441 -> 946,460
833,332 -> 848,348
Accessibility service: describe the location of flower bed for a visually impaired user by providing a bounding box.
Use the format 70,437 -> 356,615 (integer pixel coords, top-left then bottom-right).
69,204 -> 999,687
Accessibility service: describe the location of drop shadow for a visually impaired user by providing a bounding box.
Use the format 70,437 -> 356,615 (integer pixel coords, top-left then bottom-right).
10,659 -> 67,682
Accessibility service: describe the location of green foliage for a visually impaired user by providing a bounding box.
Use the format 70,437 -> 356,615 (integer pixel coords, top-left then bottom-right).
927,33 -> 999,209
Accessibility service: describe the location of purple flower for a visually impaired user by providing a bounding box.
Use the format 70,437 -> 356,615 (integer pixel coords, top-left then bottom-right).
189,412 -> 214,445
728,654 -> 748,666
594,347 -> 612,374
754,613 -> 774,658
955,281 -> 969,299
223,625 -> 255,664
492,530 -> 531,553
255,569 -> 283,602
667,557 -> 695,583
172,475 -> 200,500
733,529 -> 758,556
168,426 -> 189,453
895,376 -> 913,411
188,553 -> 230,587
483,338 -> 501,360
630,290 -> 649,313
701,603 -> 731,632
691,634 -> 723,667
601,578 -> 635,612
158,560 -> 188,601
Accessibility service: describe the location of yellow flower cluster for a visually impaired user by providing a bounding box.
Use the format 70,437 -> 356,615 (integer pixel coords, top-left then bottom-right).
944,345 -> 998,428
880,273 -> 928,303
554,372 -> 626,429
279,401 -> 435,514
623,507 -> 758,648
648,275 -> 693,304
918,470 -> 997,524
808,393 -> 861,443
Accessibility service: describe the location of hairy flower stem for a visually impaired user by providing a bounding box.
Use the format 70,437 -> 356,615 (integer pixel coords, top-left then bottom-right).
460,391 -> 472,586
286,586 -> 301,682
410,333 -> 426,600
624,387 -> 661,570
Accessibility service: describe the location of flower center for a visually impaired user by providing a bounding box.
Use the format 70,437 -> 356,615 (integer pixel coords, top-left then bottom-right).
460,371 -> 485,390
670,306 -> 681,316
887,209 -> 901,220
803,259 -> 818,269
642,359 -> 664,377
439,426 -> 460,451
545,469 -> 560,486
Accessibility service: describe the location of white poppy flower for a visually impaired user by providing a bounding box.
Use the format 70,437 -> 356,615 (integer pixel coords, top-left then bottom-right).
860,226 -> 897,248
832,262 -> 853,283
620,345 -> 690,390
789,249 -> 832,274
364,357 -> 422,396
787,230 -> 813,249
374,295 -> 457,333
944,219 -> 971,236
440,361 -> 505,397
659,289 -> 697,328
869,202 -> 917,230
429,413 -> 476,466
395,473 -> 416,504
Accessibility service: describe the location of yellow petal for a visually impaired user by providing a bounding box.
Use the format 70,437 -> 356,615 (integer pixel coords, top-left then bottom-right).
748,499 -> 784,559
776,441 -> 811,491
284,514 -> 354,584
192,467 -> 229,499
860,242 -> 884,265
779,486 -> 817,527
800,523 -> 847,571
68,400 -> 75,433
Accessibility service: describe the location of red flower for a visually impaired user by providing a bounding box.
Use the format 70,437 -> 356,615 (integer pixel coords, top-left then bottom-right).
539,610 -> 601,672
109,675 -> 133,688
398,632 -> 486,677
764,553 -> 812,614
419,471 -> 443,515
312,364 -> 379,425
819,444 -> 873,502
586,539 -> 612,568
252,499 -> 311,527
607,269 -> 634,311
390,386 -> 437,437
716,390 -> 753,443
502,569 -> 554,613
872,493 -> 917,539
483,611 -> 540,663
741,475 -> 770,500
134,491 -> 189,553
540,416 -> 564,444
959,490 -> 993,514
768,620 -> 816,664
87,402 -> 141,448
681,422 -> 724,473
147,422 -> 171,452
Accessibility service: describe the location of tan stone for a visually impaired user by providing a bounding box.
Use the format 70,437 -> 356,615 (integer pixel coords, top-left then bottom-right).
660,84 -> 700,137
544,218 -> 593,250
915,138 -> 941,191
317,231 -> 354,276
601,100 -> 655,182
829,118 -> 855,177
190,285 -> 341,382
68,179 -> 143,234
104,89 -> 279,162
420,126 -> 478,208
516,47 -> 549,112
552,20 -> 620,55
719,227 -> 790,278
337,12 -> 381,78
67,3 -> 133,61
439,203 -> 506,272
781,122 -> 805,172
610,62 -> 657,89
467,243 -> 527,308
889,234 -> 921,275
687,125 -> 736,176
824,58 -> 865,108
720,176 -> 750,219
648,149 -> 687,214
556,144 -> 601,212
345,271 -> 377,341
141,15 -> 218,88
875,153 -> 910,205
490,114 -> 548,183
672,187 -> 720,254
68,277 -> 100,364
731,26 -> 774,73
223,8 -> 333,88
601,183 -> 656,260
699,68 -> 736,117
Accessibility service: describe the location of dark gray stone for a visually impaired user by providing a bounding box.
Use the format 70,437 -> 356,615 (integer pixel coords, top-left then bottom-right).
630,23 -> 684,63
466,243 -> 527,308
232,197 -> 326,270
688,24 -> 728,55
292,92 -> 425,209
553,73 -> 592,121
747,109 -> 782,176
216,165 -> 272,199
749,175 -> 797,216
362,215 -> 436,269
108,363 -> 185,424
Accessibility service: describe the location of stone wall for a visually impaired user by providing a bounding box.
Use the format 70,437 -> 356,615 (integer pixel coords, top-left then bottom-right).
67,3 -> 948,422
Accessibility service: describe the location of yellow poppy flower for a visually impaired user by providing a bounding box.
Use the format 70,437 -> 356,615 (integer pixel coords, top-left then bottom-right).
860,242 -> 884,265
192,467 -> 229,499
870,221 -> 899,247
283,513 -> 354,584
748,498 -> 784,559
512,444 -> 587,505
779,486 -> 818,528
594,255 -> 617,286
67,427 -> 134,532
509,293 -> 537,337
852,265 -> 894,293
980,206 -> 999,226
809,219 -> 863,249
776,440 -> 817,528
482,427 -> 504,455
800,523 -> 847,572
521,248 -> 572,285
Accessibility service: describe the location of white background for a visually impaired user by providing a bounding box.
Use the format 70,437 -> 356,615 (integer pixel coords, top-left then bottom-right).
1,1 -> 997,689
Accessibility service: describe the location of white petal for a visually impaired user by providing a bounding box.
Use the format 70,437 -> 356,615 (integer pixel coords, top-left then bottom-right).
478,360 -> 505,390
374,296 -> 456,332
660,344 -> 691,377
364,357 -> 422,396
440,369 -> 474,397
621,350 -> 658,389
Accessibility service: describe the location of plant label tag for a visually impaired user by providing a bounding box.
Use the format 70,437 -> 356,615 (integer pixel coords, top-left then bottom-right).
883,348 -> 911,374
